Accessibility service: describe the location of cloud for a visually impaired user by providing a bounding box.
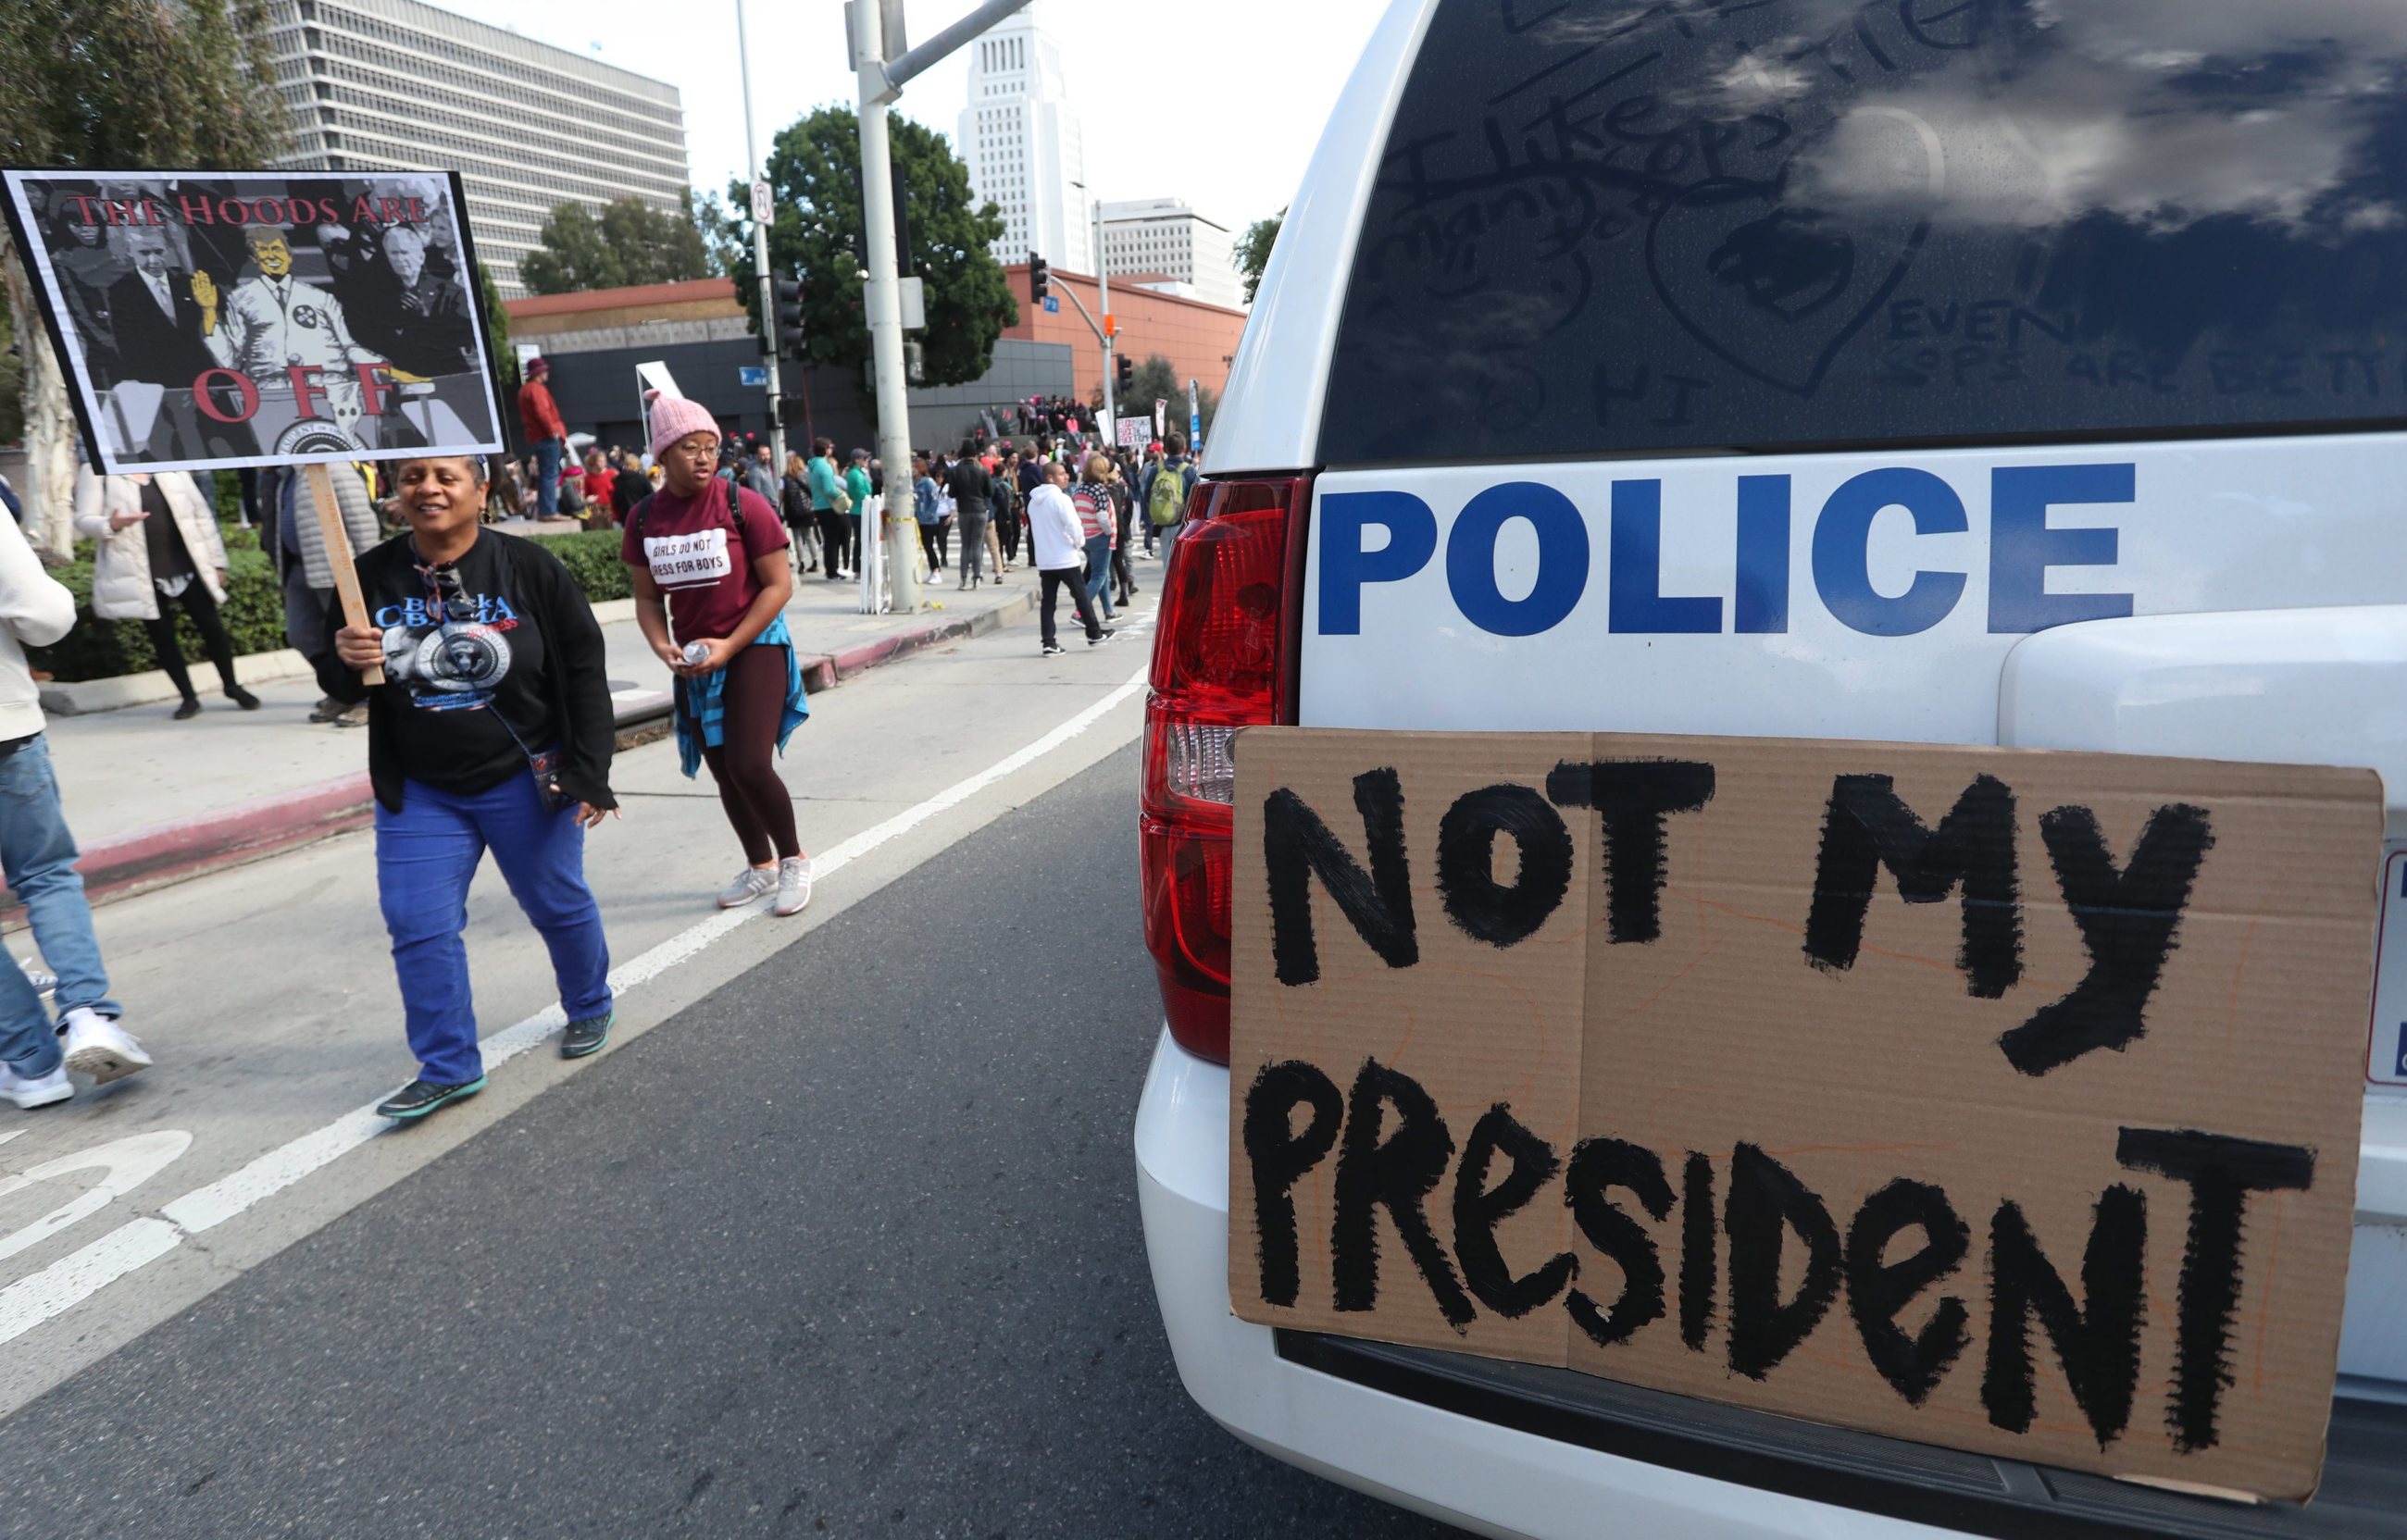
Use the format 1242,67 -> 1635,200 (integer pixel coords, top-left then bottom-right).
1800,31 -> 2398,235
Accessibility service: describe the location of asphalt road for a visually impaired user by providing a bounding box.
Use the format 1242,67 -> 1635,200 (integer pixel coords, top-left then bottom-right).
0,742 -> 1459,1539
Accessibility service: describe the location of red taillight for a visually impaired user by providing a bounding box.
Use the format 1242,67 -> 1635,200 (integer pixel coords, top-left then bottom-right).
1141,473 -> 1311,1062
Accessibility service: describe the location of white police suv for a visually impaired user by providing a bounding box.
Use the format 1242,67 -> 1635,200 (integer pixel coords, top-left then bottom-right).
1135,2 -> 2407,1534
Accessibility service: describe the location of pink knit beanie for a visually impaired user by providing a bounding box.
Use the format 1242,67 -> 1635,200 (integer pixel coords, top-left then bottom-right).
645,391 -> 721,460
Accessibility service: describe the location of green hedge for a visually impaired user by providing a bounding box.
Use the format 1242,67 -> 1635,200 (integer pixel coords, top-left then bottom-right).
31,528 -> 631,682
31,547 -> 287,683
542,529 -> 633,604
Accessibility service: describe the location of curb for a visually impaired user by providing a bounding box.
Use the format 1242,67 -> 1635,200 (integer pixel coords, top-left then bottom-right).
31,587 -> 1039,915
40,650 -> 319,717
794,583 -> 1036,691
60,771 -> 375,911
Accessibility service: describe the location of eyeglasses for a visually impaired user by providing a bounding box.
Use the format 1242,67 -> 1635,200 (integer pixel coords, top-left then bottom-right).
417,561 -> 466,618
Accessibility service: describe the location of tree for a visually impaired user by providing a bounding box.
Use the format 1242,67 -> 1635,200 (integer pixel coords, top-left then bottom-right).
728,106 -> 1015,418
518,195 -> 713,295
519,203 -> 617,294
690,187 -> 742,276
0,0 -> 286,557
1125,354 -> 1217,438
1235,208 -> 1284,305
478,261 -> 516,391
0,286 -> 20,446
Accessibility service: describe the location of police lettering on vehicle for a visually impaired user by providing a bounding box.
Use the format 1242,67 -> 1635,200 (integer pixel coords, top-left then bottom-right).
1318,464 -> 2137,639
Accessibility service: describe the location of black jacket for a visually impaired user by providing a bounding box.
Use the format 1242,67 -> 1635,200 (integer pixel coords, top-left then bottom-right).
98,270 -> 217,391
943,457 -> 993,513
318,530 -> 617,814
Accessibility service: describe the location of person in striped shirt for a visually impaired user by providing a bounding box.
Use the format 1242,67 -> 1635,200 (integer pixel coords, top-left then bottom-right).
1072,453 -> 1119,623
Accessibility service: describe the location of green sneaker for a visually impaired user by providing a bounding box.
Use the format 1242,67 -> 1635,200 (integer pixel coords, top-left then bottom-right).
560,1009 -> 614,1060
375,1075 -> 487,1121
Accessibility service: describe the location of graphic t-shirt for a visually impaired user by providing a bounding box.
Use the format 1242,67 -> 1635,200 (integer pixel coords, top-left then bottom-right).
360,534 -> 551,796
620,481 -> 787,646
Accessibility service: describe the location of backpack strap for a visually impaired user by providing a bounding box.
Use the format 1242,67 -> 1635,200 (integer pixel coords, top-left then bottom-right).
724,475 -> 750,560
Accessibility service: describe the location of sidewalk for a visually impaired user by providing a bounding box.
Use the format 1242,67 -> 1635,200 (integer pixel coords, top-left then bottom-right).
31,549 -> 1049,910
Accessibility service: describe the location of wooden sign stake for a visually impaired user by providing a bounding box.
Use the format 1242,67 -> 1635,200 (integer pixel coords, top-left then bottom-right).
305,462 -> 381,686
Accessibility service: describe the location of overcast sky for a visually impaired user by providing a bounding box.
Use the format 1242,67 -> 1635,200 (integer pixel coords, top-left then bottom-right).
441,0 -> 1393,235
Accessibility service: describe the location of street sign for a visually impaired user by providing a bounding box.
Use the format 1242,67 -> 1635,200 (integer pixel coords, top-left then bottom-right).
740,365 -> 769,387
898,275 -> 926,331
750,179 -> 772,223
1043,295 -> 1060,314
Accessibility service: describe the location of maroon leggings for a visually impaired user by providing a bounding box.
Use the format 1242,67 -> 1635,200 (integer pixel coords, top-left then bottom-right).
699,643 -> 801,865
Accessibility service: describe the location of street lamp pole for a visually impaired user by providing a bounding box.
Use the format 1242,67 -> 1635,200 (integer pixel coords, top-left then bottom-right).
735,0 -> 784,475
1094,196 -> 1115,451
852,0 -> 1035,614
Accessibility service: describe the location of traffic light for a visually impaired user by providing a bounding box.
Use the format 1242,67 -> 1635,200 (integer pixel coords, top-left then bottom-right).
1116,353 -> 1133,392
772,277 -> 807,364
1029,253 -> 1050,306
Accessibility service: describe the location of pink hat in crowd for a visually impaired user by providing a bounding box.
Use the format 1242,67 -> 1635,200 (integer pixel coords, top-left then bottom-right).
645,391 -> 721,460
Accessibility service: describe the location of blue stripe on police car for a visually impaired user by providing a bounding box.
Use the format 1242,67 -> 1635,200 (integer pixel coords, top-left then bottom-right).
1320,463 -> 2137,639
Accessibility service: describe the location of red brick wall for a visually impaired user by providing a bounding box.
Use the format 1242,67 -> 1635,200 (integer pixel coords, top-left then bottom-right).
999,265 -> 1247,408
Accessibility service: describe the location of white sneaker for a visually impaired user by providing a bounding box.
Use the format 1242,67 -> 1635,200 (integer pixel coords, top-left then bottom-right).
0,1062 -> 72,1109
60,1007 -> 152,1084
774,855 -> 814,916
716,865 -> 778,908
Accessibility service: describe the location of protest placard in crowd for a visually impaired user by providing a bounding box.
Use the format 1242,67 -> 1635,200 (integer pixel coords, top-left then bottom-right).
1228,727 -> 2380,1501
0,169 -> 503,475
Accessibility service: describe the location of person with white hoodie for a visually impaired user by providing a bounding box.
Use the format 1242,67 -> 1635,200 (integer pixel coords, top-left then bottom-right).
0,505 -> 150,1108
1029,459 -> 1111,656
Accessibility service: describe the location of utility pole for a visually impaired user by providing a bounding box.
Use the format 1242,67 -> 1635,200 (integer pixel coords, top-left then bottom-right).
851,0 -> 1035,614
736,0 -> 784,475
1094,196 -> 1115,452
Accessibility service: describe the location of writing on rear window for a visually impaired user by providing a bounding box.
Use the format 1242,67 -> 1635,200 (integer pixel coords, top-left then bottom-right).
1319,463 -> 2131,639
1321,0 -> 2407,465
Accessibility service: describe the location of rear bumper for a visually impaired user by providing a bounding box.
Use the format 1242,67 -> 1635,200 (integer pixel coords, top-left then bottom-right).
1133,1028 -> 2407,1540
1132,1028 -> 1955,1540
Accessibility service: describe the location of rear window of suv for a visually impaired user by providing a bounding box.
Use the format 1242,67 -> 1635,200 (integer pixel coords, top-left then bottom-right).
1319,0 -> 2407,466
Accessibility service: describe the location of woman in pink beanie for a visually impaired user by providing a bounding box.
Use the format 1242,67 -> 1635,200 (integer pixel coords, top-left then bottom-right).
621,392 -> 814,916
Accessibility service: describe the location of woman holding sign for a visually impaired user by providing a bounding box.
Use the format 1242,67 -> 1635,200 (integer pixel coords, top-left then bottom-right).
323,453 -> 620,1123
622,394 -> 811,919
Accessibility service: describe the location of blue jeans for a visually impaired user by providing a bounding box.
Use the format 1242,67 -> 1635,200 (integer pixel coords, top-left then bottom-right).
533,438 -> 564,518
0,737 -> 117,1075
375,771 -> 611,1086
1083,533 -> 1116,617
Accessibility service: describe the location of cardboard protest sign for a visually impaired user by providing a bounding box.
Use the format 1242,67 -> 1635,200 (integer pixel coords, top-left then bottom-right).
1228,729 -> 2380,1501
0,170 -> 504,475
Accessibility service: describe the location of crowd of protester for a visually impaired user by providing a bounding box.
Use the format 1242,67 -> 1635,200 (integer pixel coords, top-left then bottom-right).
0,354 -> 1200,1122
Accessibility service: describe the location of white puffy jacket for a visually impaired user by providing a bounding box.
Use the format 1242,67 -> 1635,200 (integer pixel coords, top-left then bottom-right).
71,467 -> 230,621
0,506 -> 74,741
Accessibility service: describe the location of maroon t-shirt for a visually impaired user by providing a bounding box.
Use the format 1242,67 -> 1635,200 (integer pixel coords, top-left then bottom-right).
621,480 -> 789,646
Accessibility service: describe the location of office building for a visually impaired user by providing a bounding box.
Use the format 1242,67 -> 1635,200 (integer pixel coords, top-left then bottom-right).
1098,197 -> 1242,309
958,2 -> 1090,273
999,261 -> 1247,408
507,278 -> 1075,457
263,0 -> 690,296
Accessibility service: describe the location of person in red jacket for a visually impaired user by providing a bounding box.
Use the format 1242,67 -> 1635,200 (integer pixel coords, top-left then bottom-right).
518,357 -> 568,519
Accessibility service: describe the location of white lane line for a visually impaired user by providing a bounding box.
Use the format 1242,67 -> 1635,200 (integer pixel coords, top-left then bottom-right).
1,664 -> 1150,1345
